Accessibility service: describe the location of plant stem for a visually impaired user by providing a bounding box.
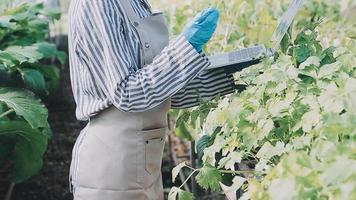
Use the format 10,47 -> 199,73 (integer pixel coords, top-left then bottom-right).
180,165 -> 255,189
185,164 -> 196,171
4,182 -> 15,200
0,109 -> 15,119
179,169 -> 199,189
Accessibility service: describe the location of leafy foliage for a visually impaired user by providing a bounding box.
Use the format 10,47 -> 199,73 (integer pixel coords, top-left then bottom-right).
0,88 -> 48,129
158,0 -> 356,199
0,120 -> 49,183
0,3 -> 65,95
0,2 -> 64,183
175,99 -> 219,141
196,165 -> 222,192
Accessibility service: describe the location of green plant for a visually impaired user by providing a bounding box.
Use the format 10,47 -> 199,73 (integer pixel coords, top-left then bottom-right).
0,2 -> 65,198
149,0 -> 356,199
0,88 -> 50,182
0,3 -> 65,95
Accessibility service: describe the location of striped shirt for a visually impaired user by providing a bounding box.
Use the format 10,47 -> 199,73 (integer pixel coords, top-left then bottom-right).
68,0 -> 236,121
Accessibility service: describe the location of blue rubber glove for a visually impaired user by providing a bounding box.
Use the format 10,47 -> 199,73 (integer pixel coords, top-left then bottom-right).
183,7 -> 220,52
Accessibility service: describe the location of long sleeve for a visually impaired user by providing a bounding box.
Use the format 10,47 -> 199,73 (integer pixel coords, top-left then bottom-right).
73,0 -> 210,113
171,53 -> 236,108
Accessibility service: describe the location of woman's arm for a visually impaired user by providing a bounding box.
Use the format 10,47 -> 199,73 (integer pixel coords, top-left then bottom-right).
171,52 -> 236,108
171,66 -> 236,109
74,0 -> 211,112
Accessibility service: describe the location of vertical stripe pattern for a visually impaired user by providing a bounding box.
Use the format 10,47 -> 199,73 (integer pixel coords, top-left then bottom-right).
68,0 -> 235,121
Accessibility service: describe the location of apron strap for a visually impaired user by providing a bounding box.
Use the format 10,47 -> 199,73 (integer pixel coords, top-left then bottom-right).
120,0 -> 140,23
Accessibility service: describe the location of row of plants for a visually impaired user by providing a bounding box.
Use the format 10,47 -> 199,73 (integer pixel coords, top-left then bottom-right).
0,2 -> 65,198
149,0 -> 356,199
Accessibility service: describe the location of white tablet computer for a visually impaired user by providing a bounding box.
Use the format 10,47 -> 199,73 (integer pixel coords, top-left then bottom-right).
206,45 -> 275,70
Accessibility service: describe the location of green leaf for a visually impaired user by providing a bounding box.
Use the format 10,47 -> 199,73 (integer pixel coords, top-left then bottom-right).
56,51 -> 67,65
3,43 -> 66,67
33,42 -> 57,58
0,87 -> 48,129
21,68 -> 47,94
176,110 -> 190,127
196,135 -> 212,162
34,42 -> 67,64
294,31 -> 309,46
0,120 -> 48,183
40,8 -> 61,20
5,45 -> 43,63
294,44 -> 312,64
175,122 -> 193,141
196,165 -> 222,192
280,32 -> 291,54
36,64 -> 61,93
196,127 -> 222,160
320,47 -> 336,66
0,51 -> 20,67
189,110 -> 199,128
179,190 -> 194,200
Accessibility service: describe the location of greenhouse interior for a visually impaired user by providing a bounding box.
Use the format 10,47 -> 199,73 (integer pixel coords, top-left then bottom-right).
0,0 -> 355,200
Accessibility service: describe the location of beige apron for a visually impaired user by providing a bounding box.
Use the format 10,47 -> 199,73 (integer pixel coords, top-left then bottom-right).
69,0 -> 170,199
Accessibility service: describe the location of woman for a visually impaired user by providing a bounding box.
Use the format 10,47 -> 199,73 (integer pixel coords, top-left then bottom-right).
68,0 -> 237,199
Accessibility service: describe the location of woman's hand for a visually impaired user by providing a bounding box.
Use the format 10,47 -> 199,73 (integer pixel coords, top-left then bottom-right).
183,7 -> 220,52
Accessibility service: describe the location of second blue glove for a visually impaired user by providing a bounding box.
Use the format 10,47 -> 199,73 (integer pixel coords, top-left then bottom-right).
183,7 -> 220,52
